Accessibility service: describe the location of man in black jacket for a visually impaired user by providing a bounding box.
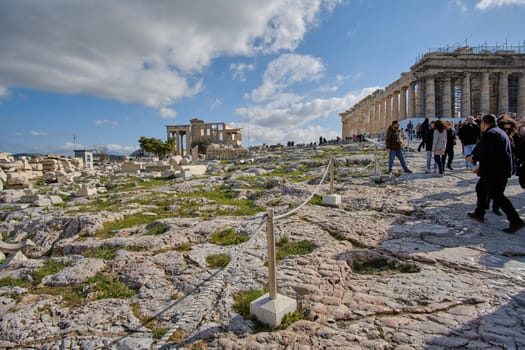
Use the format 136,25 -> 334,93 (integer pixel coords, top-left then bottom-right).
458,115 -> 480,170
466,114 -> 525,233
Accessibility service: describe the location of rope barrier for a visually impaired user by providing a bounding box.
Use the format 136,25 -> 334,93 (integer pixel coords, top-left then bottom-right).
273,157 -> 333,220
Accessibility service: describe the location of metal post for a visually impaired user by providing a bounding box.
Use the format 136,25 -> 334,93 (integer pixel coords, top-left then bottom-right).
330,157 -> 334,194
266,208 -> 277,300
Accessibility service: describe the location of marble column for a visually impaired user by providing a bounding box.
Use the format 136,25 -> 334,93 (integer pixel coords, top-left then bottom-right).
408,83 -> 416,118
392,91 -> 399,121
386,95 -> 392,125
368,100 -> 376,134
461,73 -> 471,118
375,101 -> 383,132
480,72 -> 490,114
425,77 -> 435,118
400,87 -> 407,120
518,73 -> 525,117
442,77 -> 452,118
416,80 -> 424,118
498,71 -> 508,114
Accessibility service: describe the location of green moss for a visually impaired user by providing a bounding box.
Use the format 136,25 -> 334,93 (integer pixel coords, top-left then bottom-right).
352,258 -> 420,275
146,222 -> 168,235
86,273 -> 136,298
152,327 -> 169,339
209,228 -> 248,246
308,195 -> 323,206
276,238 -> 316,261
0,276 -> 30,288
175,242 -> 192,252
232,288 -> 266,318
205,254 -> 230,269
32,260 -> 68,285
82,245 -> 121,260
278,309 -> 304,329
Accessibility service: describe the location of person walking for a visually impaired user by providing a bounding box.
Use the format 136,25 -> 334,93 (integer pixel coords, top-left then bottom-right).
443,121 -> 457,170
458,116 -> 481,171
466,114 -> 525,233
385,120 -> 413,174
433,120 -> 447,176
417,117 -> 430,152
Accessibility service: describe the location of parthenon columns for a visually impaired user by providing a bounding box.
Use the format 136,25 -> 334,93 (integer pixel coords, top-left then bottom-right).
519,73 -> 525,117
480,72 -> 490,114
499,71 -> 508,114
461,73 -> 471,118
400,87 -> 407,120
385,96 -> 392,125
408,83 -> 415,118
340,46 -> 525,140
392,91 -> 399,120
425,77 -> 435,118
442,77 -> 452,118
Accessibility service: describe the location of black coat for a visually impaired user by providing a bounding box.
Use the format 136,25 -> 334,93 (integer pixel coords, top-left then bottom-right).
458,123 -> 480,145
473,125 -> 513,179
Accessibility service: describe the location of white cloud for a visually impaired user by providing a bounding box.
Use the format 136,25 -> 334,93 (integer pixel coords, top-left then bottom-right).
95,119 -> 119,127
452,0 -> 468,12
0,86 -> 8,99
230,63 -> 255,82
58,142 -> 85,152
475,0 -> 525,10
160,107 -> 177,119
30,131 -> 49,137
105,144 -> 136,154
0,1 -> 340,110
211,99 -> 223,109
247,53 -> 325,102
236,86 -> 378,144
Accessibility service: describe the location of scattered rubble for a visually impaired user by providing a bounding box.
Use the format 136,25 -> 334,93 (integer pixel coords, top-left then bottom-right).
0,144 -> 524,349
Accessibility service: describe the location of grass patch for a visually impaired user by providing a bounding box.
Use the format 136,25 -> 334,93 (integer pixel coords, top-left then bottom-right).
82,245 -> 121,260
178,186 -> 265,217
231,287 -> 301,331
209,228 -> 248,246
32,260 -> 69,285
175,242 -> 192,252
276,236 -> 316,261
205,254 -> 230,269
152,327 -> 169,339
32,273 -> 136,307
0,276 -> 30,288
146,222 -> 168,235
232,288 -> 267,319
352,258 -> 420,275
308,195 -> 323,206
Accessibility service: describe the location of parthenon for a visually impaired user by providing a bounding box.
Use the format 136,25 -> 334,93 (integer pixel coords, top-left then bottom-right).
166,118 -> 243,156
340,45 -> 525,138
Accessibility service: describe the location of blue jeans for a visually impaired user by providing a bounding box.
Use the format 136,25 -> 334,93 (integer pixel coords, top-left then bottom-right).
463,144 -> 476,168
388,149 -> 409,173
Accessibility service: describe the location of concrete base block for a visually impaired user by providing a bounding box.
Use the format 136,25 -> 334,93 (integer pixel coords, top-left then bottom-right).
322,194 -> 341,207
250,293 -> 297,328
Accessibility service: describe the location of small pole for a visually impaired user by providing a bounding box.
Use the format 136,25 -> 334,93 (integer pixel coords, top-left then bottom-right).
266,208 -> 277,300
330,157 -> 334,194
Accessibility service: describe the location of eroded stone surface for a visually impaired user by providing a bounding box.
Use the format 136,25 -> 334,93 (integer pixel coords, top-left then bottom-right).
0,144 -> 524,349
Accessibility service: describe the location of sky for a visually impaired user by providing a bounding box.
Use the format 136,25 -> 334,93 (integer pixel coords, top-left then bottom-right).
1,0 -> 525,156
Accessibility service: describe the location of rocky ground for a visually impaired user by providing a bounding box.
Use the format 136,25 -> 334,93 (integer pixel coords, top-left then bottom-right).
0,142 -> 524,350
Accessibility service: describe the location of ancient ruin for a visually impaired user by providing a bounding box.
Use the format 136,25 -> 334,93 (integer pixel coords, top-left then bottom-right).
340,44 -> 525,138
166,118 -> 243,156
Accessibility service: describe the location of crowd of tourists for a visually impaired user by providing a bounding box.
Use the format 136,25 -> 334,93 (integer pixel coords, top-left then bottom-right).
386,112 -> 525,234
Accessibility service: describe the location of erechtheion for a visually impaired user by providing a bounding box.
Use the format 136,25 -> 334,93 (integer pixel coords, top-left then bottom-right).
166,118 -> 243,156
340,44 -> 525,138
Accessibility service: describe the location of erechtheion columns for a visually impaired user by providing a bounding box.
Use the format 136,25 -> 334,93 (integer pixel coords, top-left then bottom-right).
340,45 -> 525,138
166,118 -> 243,156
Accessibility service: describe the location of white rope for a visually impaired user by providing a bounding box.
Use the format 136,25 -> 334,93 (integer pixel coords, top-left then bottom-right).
274,157 -> 333,220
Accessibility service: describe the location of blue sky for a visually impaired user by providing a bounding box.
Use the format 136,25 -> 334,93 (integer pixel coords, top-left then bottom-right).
1,0 -> 524,155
